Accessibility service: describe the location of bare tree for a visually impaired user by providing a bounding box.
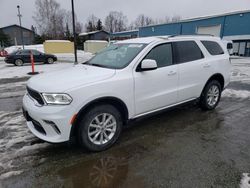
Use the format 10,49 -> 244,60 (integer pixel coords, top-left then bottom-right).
64,10 -> 83,34
33,0 -> 83,39
132,14 -> 154,28
33,0 -> 65,39
85,14 -> 98,32
104,11 -> 128,33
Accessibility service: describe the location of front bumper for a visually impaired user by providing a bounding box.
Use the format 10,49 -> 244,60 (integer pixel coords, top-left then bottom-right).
22,93 -> 74,143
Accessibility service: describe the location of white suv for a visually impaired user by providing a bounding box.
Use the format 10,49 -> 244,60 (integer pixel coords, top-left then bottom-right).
23,35 -> 231,151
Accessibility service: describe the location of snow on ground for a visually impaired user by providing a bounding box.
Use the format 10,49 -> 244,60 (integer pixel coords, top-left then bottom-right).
3,44 -> 93,63
240,173 -> 250,188
0,110 -> 50,180
222,89 -> 250,99
55,50 -> 93,63
231,58 -> 250,83
0,81 -> 26,99
0,61 -> 74,79
0,51 -> 93,79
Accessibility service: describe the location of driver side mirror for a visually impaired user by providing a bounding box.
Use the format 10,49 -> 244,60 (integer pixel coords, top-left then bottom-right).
137,59 -> 158,72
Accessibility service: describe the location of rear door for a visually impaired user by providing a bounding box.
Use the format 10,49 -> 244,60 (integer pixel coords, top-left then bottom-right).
134,43 -> 178,115
173,40 -> 209,102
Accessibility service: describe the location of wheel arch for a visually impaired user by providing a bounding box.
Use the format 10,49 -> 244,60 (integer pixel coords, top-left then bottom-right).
70,96 -> 129,139
201,73 -> 225,95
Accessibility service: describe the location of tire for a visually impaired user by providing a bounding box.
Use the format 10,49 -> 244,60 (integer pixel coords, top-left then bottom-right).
14,59 -> 24,66
77,104 -> 123,152
199,80 -> 222,111
46,57 -> 54,64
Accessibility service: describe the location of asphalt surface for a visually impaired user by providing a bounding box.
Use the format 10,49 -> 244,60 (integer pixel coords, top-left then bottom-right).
0,60 -> 250,188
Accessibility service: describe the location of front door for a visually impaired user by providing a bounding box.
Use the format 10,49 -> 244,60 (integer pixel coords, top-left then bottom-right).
134,43 -> 178,115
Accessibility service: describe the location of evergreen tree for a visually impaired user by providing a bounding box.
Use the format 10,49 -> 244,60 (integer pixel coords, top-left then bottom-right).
86,21 -> 95,32
96,19 -> 103,30
0,29 -> 11,47
65,22 -> 71,39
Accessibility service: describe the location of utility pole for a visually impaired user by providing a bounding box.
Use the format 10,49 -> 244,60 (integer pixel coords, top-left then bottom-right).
71,0 -> 78,64
17,5 -> 24,49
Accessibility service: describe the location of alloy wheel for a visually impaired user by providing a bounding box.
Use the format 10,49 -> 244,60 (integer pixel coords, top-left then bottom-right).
88,113 -> 117,145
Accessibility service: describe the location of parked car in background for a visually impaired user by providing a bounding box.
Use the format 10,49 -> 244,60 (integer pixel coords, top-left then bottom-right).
23,35 -> 231,151
4,49 -> 57,66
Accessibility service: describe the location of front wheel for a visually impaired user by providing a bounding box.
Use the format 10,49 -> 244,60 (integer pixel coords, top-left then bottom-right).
14,59 -> 24,66
199,80 -> 222,111
77,104 -> 122,152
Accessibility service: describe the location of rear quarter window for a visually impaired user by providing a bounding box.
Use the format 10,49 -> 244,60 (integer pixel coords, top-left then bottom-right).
201,40 -> 224,55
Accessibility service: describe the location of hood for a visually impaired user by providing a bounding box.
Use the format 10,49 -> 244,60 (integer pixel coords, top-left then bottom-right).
27,64 -> 116,92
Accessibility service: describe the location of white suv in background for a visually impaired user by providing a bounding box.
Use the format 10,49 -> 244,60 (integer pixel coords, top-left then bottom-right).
23,35 -> 231,151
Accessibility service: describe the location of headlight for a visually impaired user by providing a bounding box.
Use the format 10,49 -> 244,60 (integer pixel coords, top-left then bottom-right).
42,93 -> 72,105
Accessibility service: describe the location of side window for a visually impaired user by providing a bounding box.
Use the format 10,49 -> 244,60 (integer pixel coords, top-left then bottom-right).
21,50 -> 30,55
31,50 -> 40,55
173,41 -> 204,63
201,40 -> 224,55
144,43 -> 173,68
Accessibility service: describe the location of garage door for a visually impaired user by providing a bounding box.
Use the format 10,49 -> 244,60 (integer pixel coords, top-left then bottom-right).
197,25 -> 221,37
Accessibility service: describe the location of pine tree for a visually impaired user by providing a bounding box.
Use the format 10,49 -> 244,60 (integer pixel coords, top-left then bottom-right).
65,22 -> 71,39
96,19 -> 103,30
0,29 -> 11,47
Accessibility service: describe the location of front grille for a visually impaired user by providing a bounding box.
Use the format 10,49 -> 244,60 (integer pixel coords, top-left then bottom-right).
27,87 -> 44,105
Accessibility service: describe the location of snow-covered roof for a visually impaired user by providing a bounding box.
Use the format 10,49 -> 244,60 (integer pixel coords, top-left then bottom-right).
45,40 -> 71,43
79,30 -> 109,36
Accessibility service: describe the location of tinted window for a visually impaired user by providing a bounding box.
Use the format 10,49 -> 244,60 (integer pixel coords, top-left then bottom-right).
173,41 -> 204,63
144,43 -> 173,68
18,50 -> 30,55
201,40 -> 224,55
31,50 -> 41,55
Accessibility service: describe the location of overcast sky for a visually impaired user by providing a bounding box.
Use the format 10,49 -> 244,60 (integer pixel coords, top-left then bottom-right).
0,0 -> 250,31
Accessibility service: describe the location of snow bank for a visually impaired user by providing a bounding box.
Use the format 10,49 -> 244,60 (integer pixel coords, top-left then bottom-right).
55,50 -> 93,62
5,44 -> 44,54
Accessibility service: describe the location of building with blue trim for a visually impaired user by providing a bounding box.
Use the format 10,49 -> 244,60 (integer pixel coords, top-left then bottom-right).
139,10 -> 250,56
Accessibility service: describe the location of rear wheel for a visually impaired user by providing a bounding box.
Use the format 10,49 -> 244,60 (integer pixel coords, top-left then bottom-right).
77,104 -> 122,152
199,80 -> 222,110
14,59 -> 24,66
46,57 -> 54,64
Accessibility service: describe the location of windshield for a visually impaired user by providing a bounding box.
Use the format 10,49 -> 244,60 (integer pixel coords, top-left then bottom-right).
85,43 -> 146,69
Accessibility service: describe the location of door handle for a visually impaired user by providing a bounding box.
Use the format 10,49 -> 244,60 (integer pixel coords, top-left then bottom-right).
168,70 -> 177,76
203,63 -> 211,68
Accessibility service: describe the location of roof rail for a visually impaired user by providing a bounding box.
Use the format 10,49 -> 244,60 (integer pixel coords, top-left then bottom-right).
169,34 -> 215,38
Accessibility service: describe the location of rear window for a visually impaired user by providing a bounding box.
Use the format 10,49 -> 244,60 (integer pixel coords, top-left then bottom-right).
201,40 -> 224,55
173,41 -> 204,63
